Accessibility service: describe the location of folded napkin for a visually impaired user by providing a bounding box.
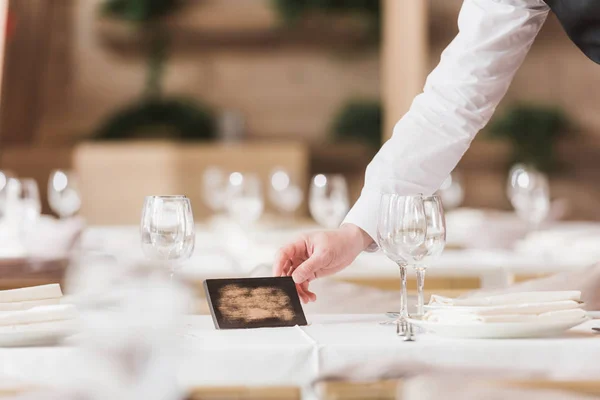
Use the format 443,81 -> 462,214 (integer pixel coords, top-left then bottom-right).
0,304 -> 77,327
0,298 -> 60,311
0,319 -> 78,334
429,291 -> 581,307
422,308 -> 586,324
0,284 -> 62,304
429,300 -> 581,316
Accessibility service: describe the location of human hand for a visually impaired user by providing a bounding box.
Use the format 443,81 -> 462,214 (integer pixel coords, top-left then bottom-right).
273,224 -> 373,303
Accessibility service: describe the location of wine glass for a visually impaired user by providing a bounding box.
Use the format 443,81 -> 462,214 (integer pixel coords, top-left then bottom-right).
140,195 -> 195,279
6,178 -> 41,225
48,169 -> 82,218
5,178 -> 41,255
0,170 -> 15,220
225,172 -> 264,225
309,174 -> 349,228
268,168 -> 303,219
202,166 -> 228,215
377,194 -> 427,333
413,195 -> 446,317
507,164 -> 550,230
436,172 -> 464,211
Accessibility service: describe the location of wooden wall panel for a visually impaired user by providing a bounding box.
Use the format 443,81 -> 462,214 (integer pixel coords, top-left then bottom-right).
0,0 -> 73,148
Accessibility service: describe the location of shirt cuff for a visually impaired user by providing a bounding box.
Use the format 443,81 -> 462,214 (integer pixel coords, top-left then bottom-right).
341,189 -> 381,252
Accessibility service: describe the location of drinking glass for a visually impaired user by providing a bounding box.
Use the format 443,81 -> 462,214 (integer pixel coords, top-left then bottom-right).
140,195 -> 195,279
0,170 -> 15,220
225,172 -> 264,225
309,174 -> 349,229
4,178 -> 41,254
48,169 -> 82,218
377,194 -> 427,332
268,168 -> 303,218
413,195 -> 446,317
436,172 -> 464,211
202,167 -> 228,215
507,164 -> 550,230
6,178 -> 41,225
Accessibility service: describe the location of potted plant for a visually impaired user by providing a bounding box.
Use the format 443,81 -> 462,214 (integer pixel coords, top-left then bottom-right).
94,0 -> 216,141
487,104 -> 569,172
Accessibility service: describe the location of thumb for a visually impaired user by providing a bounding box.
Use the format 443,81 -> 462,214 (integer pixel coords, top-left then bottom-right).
291,254 -> 322,284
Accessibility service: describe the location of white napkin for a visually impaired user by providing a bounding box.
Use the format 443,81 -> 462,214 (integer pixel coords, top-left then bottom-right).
0,319 -> 78,334
422,308 -> 586,324
429,291 -> 581,307
0,298 -> 61,311
0,304 -> 77,327
428,300 -> 581,316
0,284 -> 62,304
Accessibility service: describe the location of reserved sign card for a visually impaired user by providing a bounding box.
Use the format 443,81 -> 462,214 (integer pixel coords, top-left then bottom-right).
204,277 -> 307,329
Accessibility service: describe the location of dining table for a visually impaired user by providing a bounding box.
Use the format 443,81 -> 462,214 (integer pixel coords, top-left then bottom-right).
0,314 -> 599,400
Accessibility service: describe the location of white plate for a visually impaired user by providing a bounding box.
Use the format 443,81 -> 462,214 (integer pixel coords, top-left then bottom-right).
0,320 -> 78,347
407,316 -> 588,339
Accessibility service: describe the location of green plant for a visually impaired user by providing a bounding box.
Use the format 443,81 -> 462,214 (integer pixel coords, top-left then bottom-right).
95,0 -> 217,140
95,98 -> 215,141
332,100 -> 382,149
102,0 -> 182,23
271,0 -> 381,35
488,104 -> 569,172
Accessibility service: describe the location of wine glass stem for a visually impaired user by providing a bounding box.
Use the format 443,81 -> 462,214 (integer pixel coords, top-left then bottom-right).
398,263 -> 409,320
415,266 -> 427,317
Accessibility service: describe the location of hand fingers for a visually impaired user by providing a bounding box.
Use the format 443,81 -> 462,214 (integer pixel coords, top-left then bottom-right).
296,283 -> 309,303
272,238 -> 307,277
291,251 -> 326,284
300,281 -> 317,302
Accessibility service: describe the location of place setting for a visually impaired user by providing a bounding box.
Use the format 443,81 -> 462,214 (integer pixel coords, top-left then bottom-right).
377,193 -> 594,340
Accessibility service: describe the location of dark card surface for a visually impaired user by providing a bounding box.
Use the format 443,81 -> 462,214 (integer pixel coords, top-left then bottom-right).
204,277 -> 307,330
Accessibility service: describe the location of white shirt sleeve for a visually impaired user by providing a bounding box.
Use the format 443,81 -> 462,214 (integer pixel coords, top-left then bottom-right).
343,0 -> 550,245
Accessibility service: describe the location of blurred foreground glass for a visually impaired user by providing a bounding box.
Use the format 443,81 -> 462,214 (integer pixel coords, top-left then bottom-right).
269,168 -> 303,218
377,194 -> 426,332
309,174 -> 349,228
436,172 -> 464,210
48,170 -> 82,218
202,167 -> 229,215
225,172 -> 264,225
507,164 -> 550,229
66,255 -> 189,400
0,170 -> 15,220
141,196 -> 195,278
413,195 -> 446,317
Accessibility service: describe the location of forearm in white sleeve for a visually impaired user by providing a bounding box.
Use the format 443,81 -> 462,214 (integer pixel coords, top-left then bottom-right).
343,0 -> 550,244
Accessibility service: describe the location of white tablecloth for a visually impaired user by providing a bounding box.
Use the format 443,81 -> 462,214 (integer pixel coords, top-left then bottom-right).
2,315 -> 599,394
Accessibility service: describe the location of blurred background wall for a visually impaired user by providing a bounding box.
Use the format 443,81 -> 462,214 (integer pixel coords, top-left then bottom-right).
0,0 -> 599,222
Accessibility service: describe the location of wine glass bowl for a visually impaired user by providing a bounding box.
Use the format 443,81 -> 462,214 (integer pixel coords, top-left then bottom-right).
309,174 -> 349,229
268,168 -> 303,217
48,170 -> 82,218
140,195 -> 195,276
202,167 -> 228,215
507,165 -> 550,229
225,172 -> 264,225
